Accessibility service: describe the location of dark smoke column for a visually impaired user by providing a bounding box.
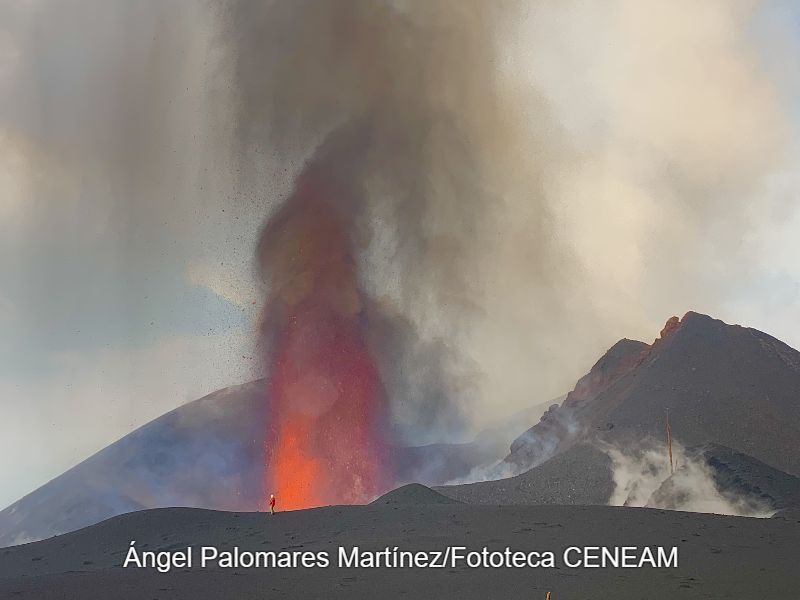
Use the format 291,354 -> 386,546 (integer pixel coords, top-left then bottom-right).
259,155 -> 391,510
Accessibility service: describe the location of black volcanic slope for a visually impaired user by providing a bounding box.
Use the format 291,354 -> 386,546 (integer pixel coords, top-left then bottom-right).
507,312 -> 800,477
436,444 -> 615,506
689,444 -> 800,510
436,441 -> 800,513
0,381 -> 269,548
775,505 -> 800,521
506,339 -> 648,469
371,483 -> 461,505
0,383 -> 529,546
0,505 -> 797,599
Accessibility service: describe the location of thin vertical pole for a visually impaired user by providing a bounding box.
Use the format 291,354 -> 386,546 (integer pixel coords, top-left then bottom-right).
666,410 -> 674,475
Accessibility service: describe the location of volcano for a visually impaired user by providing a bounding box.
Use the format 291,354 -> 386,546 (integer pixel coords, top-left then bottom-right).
505,312 -> 800,476
438,312 -> 800,512
3,312 -> 800,547
0,381 -> 267,547
0,384 -> 519,547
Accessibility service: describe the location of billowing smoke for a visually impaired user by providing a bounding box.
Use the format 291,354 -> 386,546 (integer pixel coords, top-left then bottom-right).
223,0 -> 521,445
220,0 -> 795,444
229,1 -> 538,503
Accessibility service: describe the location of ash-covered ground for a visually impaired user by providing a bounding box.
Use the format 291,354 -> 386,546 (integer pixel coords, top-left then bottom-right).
0,501 -> 798,599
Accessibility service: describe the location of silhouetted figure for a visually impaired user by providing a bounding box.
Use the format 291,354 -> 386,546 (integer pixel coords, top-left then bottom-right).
269,494 -> 276,515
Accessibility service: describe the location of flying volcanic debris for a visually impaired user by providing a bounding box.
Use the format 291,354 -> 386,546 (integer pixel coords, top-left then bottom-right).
258,130 -> 392,509
237,0 -> 511,509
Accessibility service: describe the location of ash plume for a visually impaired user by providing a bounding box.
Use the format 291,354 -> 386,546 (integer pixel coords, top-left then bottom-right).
219,0 -> 794,440
224,0 -> 529,441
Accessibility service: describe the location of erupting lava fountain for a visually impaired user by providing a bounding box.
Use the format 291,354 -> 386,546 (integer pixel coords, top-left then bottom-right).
258,156 -> 392,510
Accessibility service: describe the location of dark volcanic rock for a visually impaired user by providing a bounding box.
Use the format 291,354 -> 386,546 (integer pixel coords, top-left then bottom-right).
505,339 -> 648,469
438,437 -> 800,517
563,338 -> 651,406
371,483 -> 461,505
773,505 -> 800,521
695,444 -> 800,510
649,444 -> 800,513
436,444 -> 614,506
506,312 -> 800,477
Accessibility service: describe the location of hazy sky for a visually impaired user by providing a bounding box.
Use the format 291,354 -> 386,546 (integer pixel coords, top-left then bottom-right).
1,0 -> 799,509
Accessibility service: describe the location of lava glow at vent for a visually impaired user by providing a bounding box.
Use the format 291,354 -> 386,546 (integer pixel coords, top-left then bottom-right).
260,161 -> 390,510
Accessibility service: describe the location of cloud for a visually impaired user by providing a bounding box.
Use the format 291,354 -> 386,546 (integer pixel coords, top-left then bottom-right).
0,135 -> 26,224
0,295 -> 15,328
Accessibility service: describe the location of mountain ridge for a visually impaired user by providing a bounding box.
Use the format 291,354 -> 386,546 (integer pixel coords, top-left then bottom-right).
506,312 -> 800,477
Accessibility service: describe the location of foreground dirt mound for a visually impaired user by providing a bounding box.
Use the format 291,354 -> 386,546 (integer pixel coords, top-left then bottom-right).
436,444 -> 614,505
371,483 -> 461,505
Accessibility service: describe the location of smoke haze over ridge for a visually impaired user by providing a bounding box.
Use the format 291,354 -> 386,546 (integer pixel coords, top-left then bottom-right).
0,0 -> 799,506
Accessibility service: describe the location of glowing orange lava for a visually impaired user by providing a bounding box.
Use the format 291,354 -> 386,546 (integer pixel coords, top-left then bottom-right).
261,167 -> 390,510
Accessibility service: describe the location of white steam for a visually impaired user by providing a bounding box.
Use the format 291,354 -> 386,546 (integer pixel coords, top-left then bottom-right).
604,440 -> 774,517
